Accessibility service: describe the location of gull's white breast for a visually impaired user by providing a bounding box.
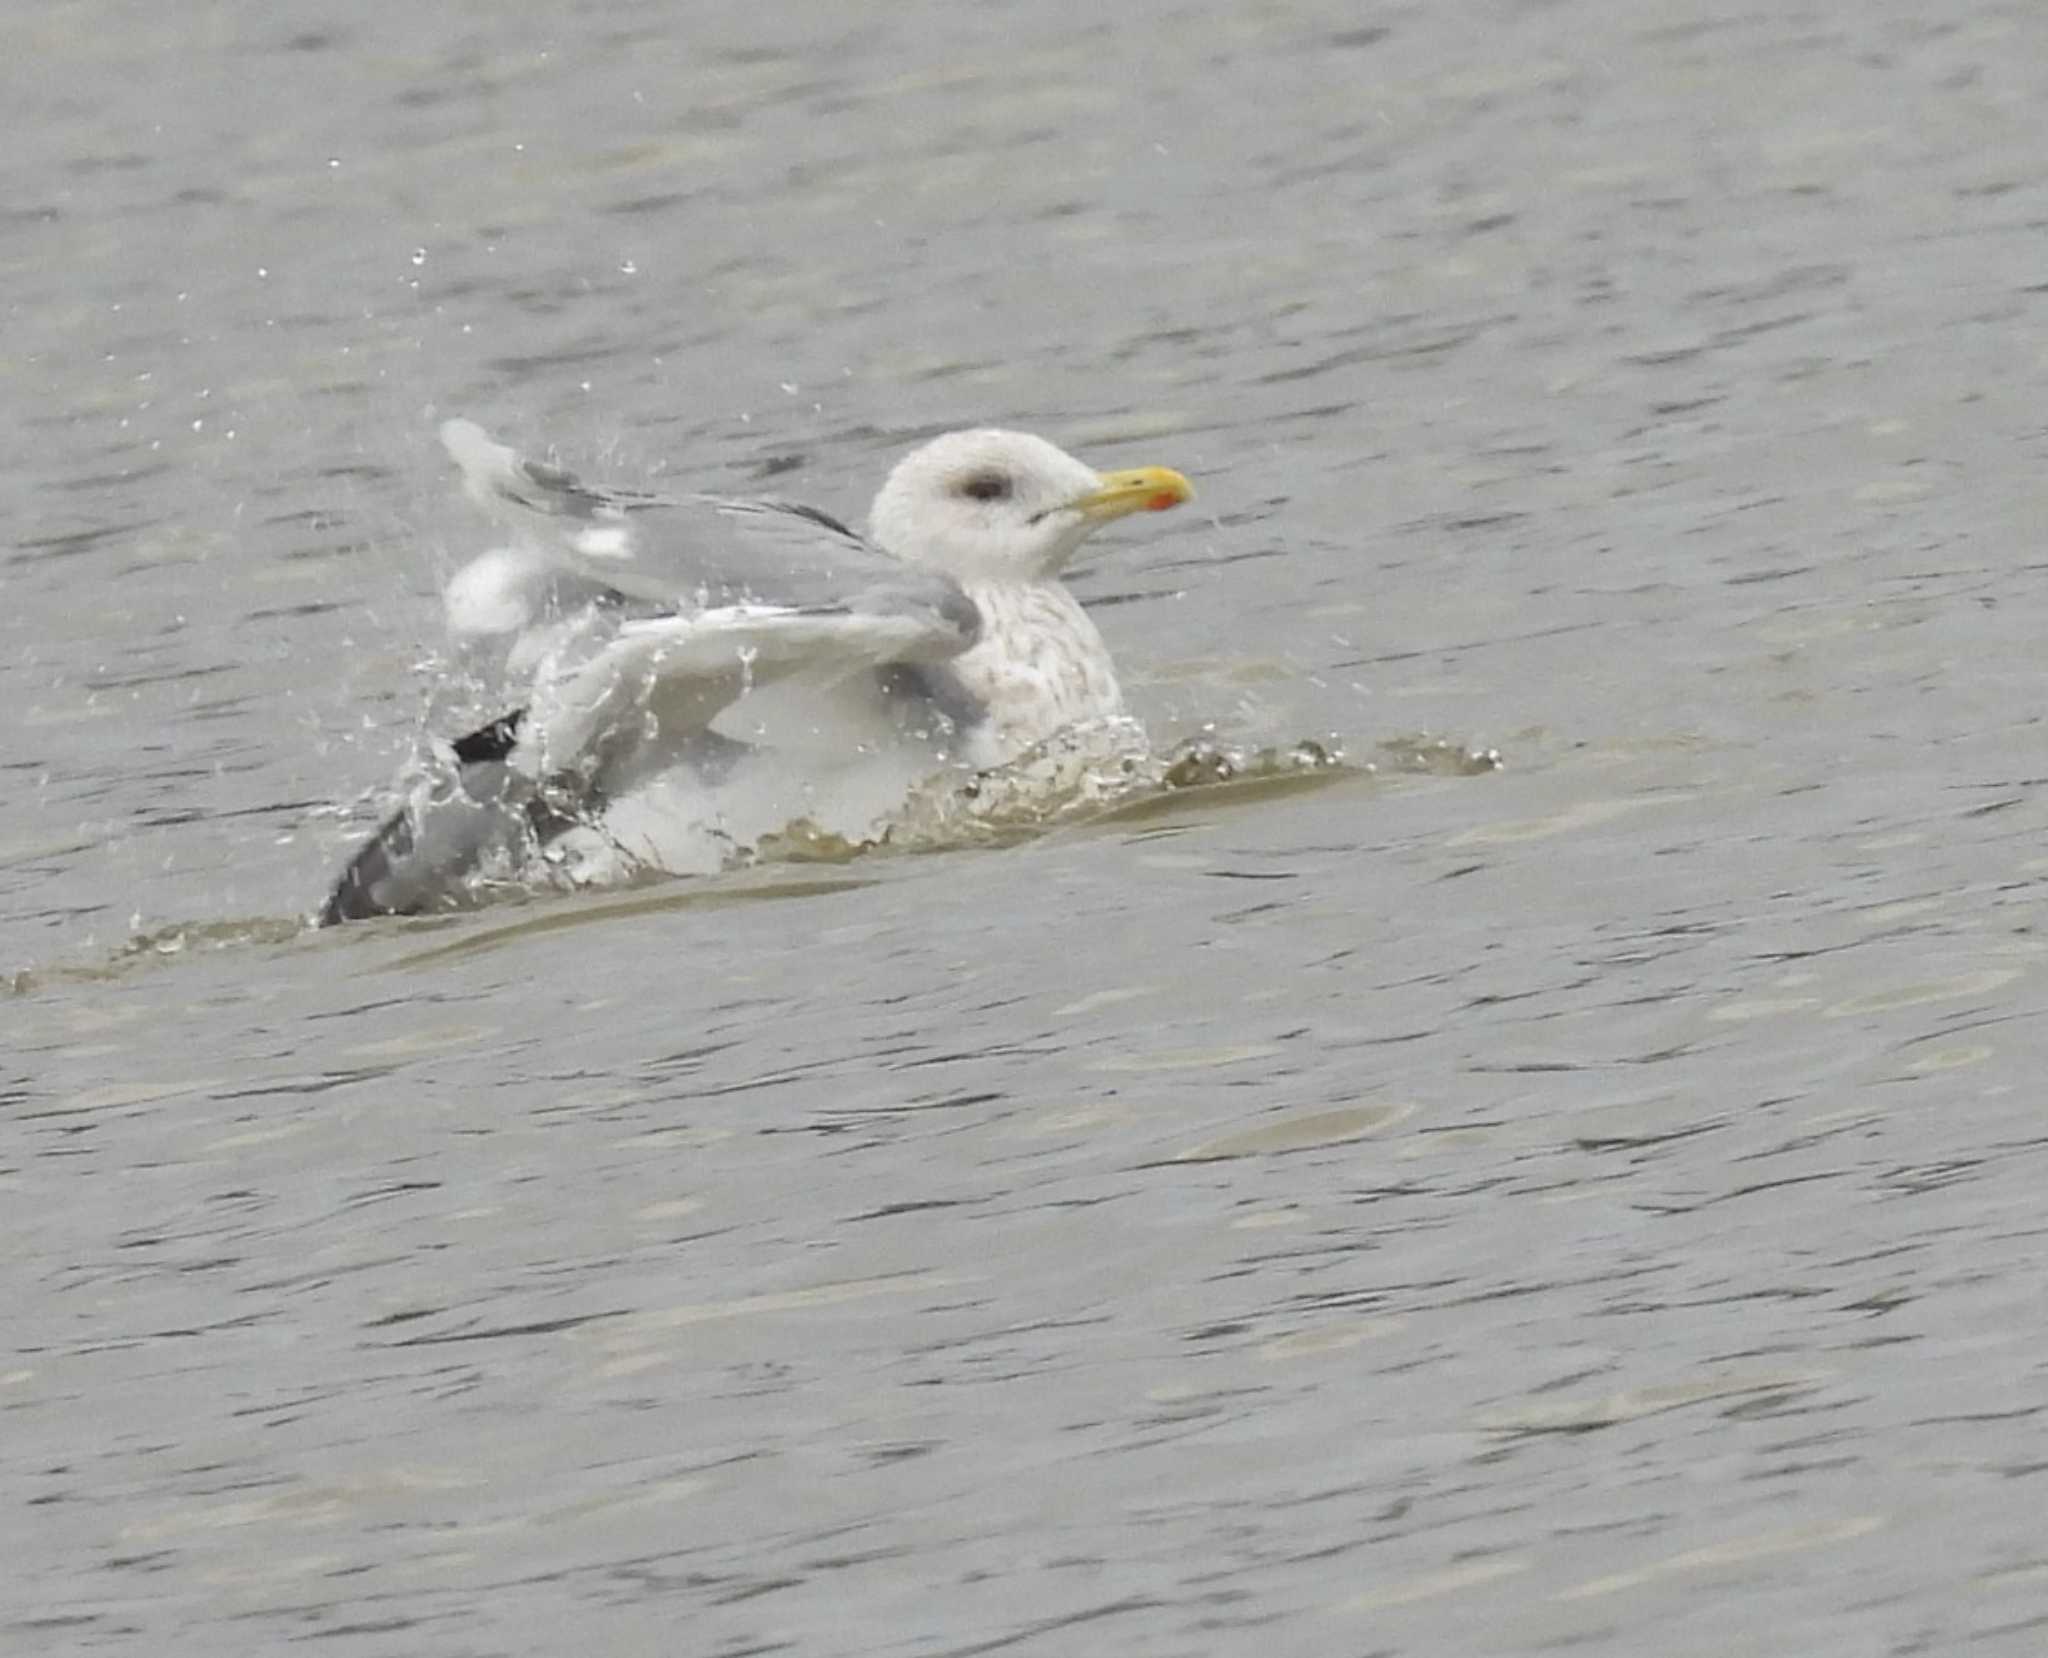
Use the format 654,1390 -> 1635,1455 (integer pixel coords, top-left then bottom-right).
951,582 -> 1124,761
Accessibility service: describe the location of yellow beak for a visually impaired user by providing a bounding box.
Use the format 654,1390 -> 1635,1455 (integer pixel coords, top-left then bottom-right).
1073,466 -> 1194,523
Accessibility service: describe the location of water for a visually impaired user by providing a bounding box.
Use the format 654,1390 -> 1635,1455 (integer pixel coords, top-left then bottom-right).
9,1 -> 2048,1652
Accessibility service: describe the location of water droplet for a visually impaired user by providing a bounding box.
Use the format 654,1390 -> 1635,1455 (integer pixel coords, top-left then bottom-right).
410,247 -> 427,266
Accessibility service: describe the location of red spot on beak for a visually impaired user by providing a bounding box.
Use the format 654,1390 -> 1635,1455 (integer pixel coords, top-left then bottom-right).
1146,492 -> 1180,512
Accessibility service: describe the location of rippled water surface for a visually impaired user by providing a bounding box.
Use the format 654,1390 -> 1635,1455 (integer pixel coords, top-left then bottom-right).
10,2 -> 2048,1653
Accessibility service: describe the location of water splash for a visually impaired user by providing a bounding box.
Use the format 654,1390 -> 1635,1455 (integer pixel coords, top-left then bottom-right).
347,719 -> 1499,897
8,723 -> 1500,993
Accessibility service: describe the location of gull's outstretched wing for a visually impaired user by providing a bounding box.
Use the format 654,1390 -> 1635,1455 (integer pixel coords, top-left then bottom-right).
439,421 -> 985,790
438,419 -> 979,651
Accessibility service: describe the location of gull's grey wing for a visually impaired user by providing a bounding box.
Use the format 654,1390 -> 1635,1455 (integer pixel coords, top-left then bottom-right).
439,419 -> 979,654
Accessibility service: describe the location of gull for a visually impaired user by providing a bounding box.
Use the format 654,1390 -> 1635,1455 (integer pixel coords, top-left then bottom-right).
318,419 -> 1193,924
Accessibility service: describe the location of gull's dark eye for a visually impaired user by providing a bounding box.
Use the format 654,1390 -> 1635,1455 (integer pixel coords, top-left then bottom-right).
958,470 -> 1012,503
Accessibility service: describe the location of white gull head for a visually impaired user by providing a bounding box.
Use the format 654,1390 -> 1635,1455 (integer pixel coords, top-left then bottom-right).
868,428 -> 1193,582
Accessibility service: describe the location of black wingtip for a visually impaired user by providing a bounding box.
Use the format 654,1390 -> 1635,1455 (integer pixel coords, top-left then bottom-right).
318,802 -> 418,926
450,709 -> 526,765
318,710 -> 528,926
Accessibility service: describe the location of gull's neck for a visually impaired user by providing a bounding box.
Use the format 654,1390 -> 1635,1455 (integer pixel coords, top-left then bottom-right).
949,576 -> 1125,761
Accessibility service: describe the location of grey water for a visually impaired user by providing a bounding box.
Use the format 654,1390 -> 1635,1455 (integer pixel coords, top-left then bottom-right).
9,1 -> 2048,1653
